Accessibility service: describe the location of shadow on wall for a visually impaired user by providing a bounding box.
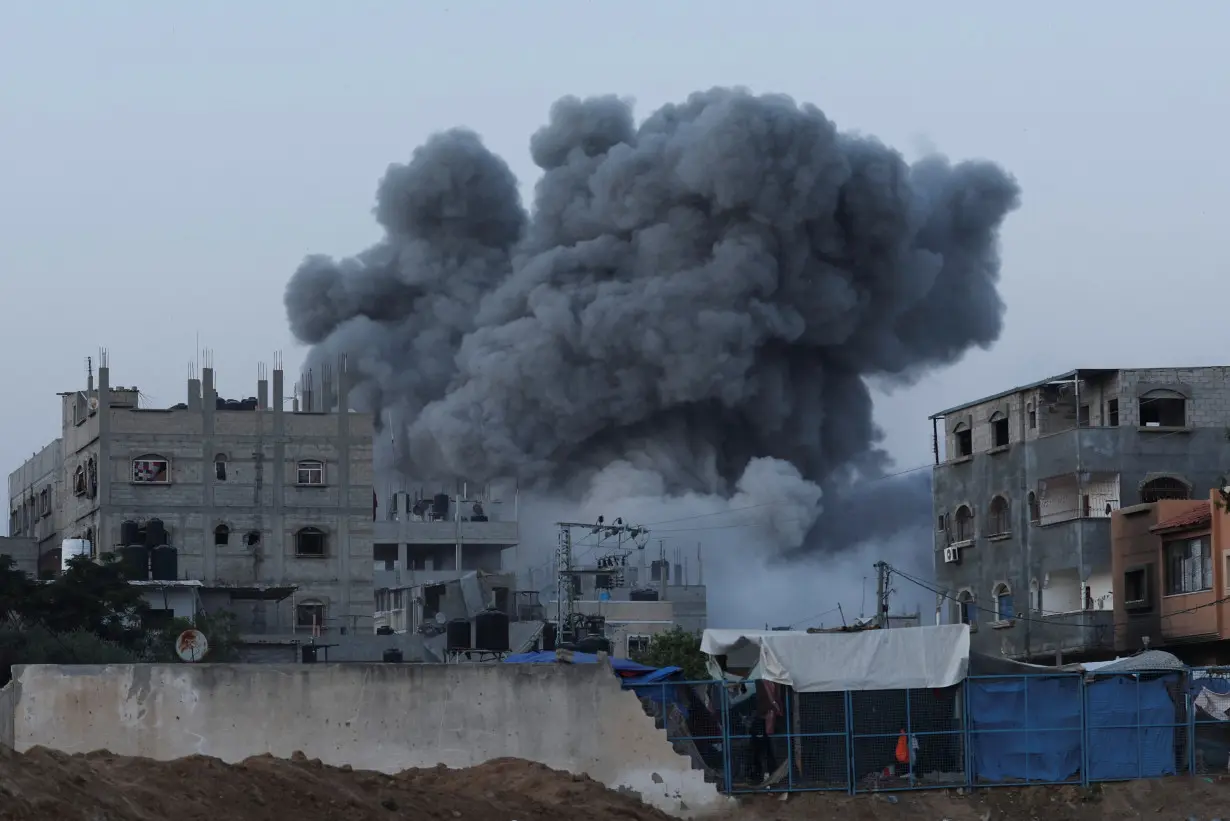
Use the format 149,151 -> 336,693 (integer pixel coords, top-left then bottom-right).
5,663 -> 720,817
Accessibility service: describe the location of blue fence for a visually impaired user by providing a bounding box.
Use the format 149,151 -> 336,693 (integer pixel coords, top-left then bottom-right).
628,668 -> 1227,795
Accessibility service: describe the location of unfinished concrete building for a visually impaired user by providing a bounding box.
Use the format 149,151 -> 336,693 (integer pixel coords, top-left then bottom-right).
6,352 -> 375,637
930,366 -> 1230,662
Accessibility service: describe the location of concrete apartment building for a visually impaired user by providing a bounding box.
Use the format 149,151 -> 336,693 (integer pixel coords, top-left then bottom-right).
930,366 -> 1230,662
6,354 -> 375,636
1111,493 -> 1230,665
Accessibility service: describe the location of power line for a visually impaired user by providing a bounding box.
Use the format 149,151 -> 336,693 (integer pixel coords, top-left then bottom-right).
887,562 -> 1230,632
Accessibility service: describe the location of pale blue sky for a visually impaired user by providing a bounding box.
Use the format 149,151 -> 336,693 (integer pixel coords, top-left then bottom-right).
3,1 -> 1228,513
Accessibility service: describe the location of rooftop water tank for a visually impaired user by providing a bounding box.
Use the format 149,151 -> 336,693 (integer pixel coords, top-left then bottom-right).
446,618 -> 471,651
474,608 -> 510,652
150,545 -> 177,581
118,545 -> 150,581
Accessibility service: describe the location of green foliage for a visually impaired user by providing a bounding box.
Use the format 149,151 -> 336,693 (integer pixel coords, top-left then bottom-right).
0,620 -> 141,685
143,610 -> 242,663
630,626 -> 709,680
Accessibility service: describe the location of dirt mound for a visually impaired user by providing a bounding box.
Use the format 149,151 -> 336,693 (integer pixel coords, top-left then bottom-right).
0,748 -> 676,821
737,776 -> 1230,820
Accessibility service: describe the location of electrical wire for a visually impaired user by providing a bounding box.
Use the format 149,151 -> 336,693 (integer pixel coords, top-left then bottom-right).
887,562 -> 1230,631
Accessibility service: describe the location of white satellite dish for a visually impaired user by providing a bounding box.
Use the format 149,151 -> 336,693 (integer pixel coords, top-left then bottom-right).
434,612 -> 448,625
175,629 -> 210,662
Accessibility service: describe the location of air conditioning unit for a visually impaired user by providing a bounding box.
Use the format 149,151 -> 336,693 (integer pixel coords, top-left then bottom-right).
943,546 -> 961,564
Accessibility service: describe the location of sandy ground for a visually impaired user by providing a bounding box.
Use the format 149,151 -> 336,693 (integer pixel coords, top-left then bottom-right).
1,747 -> 1227,820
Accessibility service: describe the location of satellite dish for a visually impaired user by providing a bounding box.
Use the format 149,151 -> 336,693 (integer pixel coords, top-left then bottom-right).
175,629 -> 210,662
434,612 -> 448,625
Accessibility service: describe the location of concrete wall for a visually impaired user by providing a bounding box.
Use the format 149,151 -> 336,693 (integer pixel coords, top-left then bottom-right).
6,663 -> 718,816
0,679 -> 12,749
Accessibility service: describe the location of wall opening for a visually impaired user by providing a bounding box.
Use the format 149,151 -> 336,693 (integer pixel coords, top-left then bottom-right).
1139,391 -> 1186,428
1141,476 -> 1190,503
214,524 -> 230,546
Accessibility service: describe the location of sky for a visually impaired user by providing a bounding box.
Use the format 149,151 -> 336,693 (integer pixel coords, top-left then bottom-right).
3,1 -> 1228,623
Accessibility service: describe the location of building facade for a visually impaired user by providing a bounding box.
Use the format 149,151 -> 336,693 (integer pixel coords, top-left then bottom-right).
1111,493 -> 1230,665
371,478 -> 520,590
5,355 -> 375,636
930,366 -> 1230,661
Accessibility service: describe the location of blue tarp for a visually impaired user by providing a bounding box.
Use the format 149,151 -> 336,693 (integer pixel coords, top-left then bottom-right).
968,676 -> 1083,783
1085,675 -> 1178,780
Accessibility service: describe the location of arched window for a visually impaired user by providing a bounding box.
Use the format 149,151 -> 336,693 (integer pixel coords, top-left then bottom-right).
953,422 -> 972,458
214,453 -> 228,482
72,465 -> 87,496
989,496 -> 1011,536
132,454 -> 170,484
957,590 -> 977,625
1141,476 -> 1191,503
214,524 -> 230,546
296,599 -> 326,630
1139,389 -> 1186,428
954,505 -> 974,542
295,527 -> 327,557
993,583 -> 1014,621
296,460 -> 325,486
1027,491 -> 1040,524
989,411 -> 1009,448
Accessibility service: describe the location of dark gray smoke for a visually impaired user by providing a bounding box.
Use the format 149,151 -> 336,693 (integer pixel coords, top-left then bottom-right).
285,88 -> 1019,559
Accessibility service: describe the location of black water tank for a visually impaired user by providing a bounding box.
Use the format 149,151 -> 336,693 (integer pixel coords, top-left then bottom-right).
541,621 -> 557,652
118,545 -> 149,580
146,518 -> 168,547
120,520 -> 140,547
584,615 -> 606,636
572,635 -> 612,654
475,608 -> 510,652
150,546 -> 178,581
382,648 -> 404,663
432,493 -> 450,519
301,645 -> 319,664
446,618 -> 471,651
631,588 -> 660,602
375,625 -> 394,636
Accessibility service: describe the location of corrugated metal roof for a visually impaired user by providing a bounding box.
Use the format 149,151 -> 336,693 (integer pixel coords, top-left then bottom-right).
1151,502 -> 1211,533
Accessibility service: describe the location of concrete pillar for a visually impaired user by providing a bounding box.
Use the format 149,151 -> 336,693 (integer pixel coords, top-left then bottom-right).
97,365 -> 112,556
187,378 -> 201,411
336,355 -> 352,626
201,367 -> 216,583
271,367 -> 286,585
257,378 -> 269,411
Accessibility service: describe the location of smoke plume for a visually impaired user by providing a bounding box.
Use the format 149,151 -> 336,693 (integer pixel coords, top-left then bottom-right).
285,88 -> 1019,624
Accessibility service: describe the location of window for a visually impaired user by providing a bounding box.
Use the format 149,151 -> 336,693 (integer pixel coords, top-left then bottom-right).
215,454 -> 227,481
295,527 -> 327,557
1124,566 -> 1149,607
1166,536 -> 1212,595
989,496 -> 1010,536
954,505 -> 974,542
991,413 -> 1009,448
1027,403 -> 1036,430
1141,476 -> 1190,503
296,460 -> 325,485
627,634 -> 652,657
73,465 -> 87,496
958,591 -> 977,625
132,455 -> 170,484
954,424 -> 972,458
38,487 -> 50,517
1139,390 -> 1186,428
937,515 -> 945,532
1107,398 -> 1119,427
1027,492 -> 1040,524
1078,404 -> 1090,427
244,530 -> 261,547
993,584 -> 1014,621
86,458 -> 97,498
1029,579 -> 1042,612
296,600 -> 326,630
214,524 -> 230,546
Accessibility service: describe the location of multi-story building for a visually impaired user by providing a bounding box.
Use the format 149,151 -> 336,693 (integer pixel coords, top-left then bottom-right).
930,366 -> 1230,662
371,478 -> 520,589
5,354 -> 375,636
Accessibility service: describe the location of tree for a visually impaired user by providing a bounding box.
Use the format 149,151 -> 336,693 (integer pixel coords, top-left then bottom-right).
630,626 -> 710,680
25,554 -> 150,647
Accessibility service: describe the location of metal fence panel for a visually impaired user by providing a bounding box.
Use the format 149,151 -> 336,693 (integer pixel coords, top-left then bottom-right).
1187,667 -> 1230,775
1083,670 -> 1188,783
849,686 -> 966,792
966,673 -> 1084,786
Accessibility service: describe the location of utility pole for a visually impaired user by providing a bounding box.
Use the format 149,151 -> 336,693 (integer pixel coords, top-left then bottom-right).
874,561 -> 890,628
658,539 -> 667,601
555,517 -> 648,641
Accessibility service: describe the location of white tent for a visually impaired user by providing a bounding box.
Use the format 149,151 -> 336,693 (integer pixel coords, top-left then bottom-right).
701,624 -> 970,693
